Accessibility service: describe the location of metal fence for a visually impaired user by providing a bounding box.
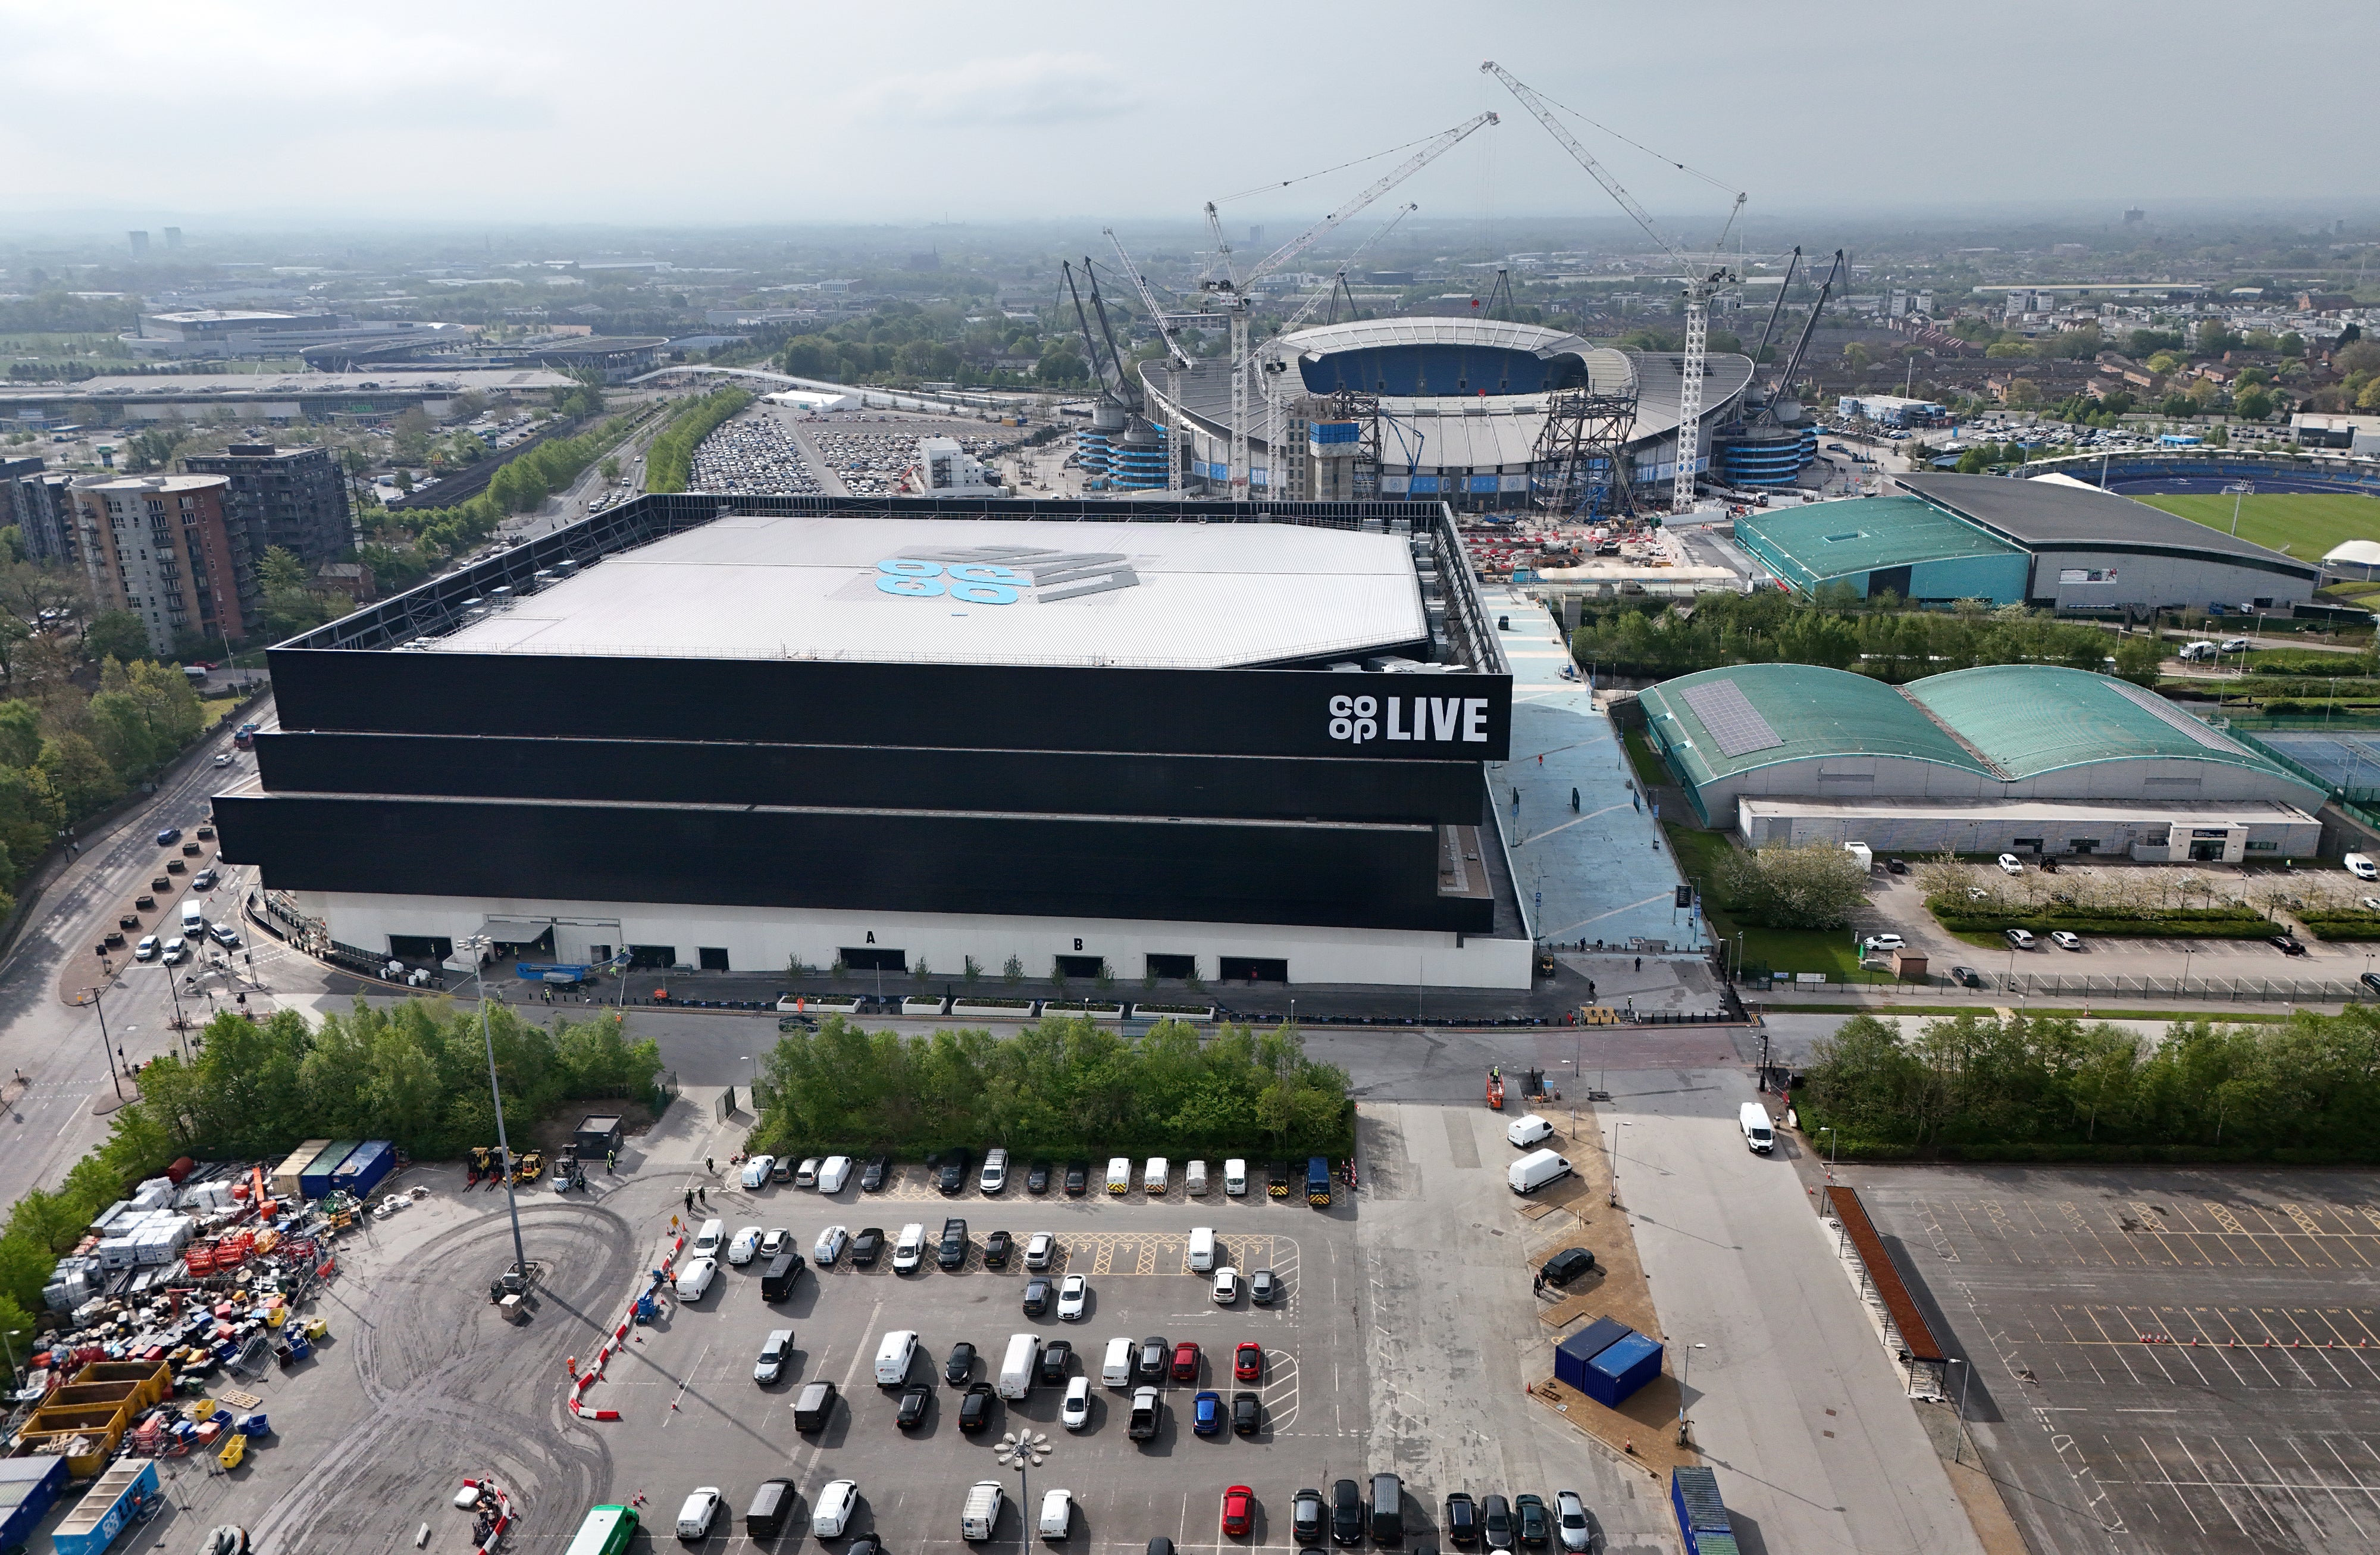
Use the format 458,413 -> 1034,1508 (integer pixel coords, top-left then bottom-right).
1755,965 -> 2371,1004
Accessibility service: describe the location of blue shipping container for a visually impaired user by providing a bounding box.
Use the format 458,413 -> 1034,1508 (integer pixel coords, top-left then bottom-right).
516,963 -> 589,984
1553,1318 -> 1633,1391
1670,1467 -> 1733,1555
298,1140 -> 361,1199
1582,1331 -> 1662,1407
0,1452 -> 68,1553
331,1140 -> 395,1199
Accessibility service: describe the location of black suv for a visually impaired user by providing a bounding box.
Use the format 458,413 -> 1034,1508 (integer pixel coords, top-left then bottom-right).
860,1154 -> 890,1191
1443,1493 -> 1479,1546
984,1229 -> 1014,1269
959,1381 -> 995,1432
1540,1247 -> 1596,1287
1136,1335 -> 1168,1382
945,1341 -> 976,1385
938,1217 -> 968,1269
1330,1480 -> 1363,1546
1038,1340 -> 1072,1385
1026,1160 -> 1052,1194
1292,1489 -> 1326,1545
1022,1277 -> 1053,1317
938,1149 -> 973,1193
1063,1160 -> 1089,1196
850,1227 -> 885,1266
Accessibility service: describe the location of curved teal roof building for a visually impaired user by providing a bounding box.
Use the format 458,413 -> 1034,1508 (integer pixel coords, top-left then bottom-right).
1902,665 -> 2288,783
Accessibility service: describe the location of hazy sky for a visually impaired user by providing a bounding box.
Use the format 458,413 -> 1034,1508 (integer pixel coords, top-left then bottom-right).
4,0 -> 2373,231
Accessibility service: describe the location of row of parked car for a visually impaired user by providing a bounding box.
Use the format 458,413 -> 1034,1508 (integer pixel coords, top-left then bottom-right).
740,1146 -> 1321,1200
676,1473 -> 1598,1550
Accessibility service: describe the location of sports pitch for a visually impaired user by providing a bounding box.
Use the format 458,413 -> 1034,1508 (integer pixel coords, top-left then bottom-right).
2133,492 -> 2380,565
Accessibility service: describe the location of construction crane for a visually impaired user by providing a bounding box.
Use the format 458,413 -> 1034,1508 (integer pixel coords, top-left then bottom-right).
1103,227 -> 1201,489
1198,112 -> 1498,498
1482,61 -> 1734,517
1233,203 -> 1416,498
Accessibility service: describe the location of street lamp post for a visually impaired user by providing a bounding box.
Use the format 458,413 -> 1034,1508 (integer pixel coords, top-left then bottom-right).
993,1431 -> 1049,1538
1947,1357 -> 1972,1465
1818,1125 -> 1836,1171
1608,1119 -> 1629,1206
76,988 -> 125,1101
458,935 -> 530,1288
1677,1341 -> 1705,1446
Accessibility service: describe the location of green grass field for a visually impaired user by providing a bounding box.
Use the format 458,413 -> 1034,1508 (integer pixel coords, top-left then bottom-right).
2134,491 -> 2380,565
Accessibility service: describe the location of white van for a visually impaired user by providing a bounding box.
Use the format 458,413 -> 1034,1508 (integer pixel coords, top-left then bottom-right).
997,1332 -> 1039,1400
691,1218 -> 725,1257
1186,1227 -> 1217,1274
962,1481 -> 1006,1543
1507,1148 -> 1573,1195
1223,1158 -> 1248,1197
1106,1157 -> 1131,1194
892,1222 -> 926,1273
818,1154 -> 853,1193
1740,1102 -> 1776,1153
875,1329 -> 919,1385
1506,1113 -> 1555,1149
1142,1157 -> 1169,1196
2179,640 -> 2220,662
1185,1160 -> 1208,1196
1101,1336 -> 1135,1387
180,900 -> 206,933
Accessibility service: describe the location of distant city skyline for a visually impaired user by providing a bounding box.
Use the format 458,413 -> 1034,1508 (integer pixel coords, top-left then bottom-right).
3,0 -> 2375,229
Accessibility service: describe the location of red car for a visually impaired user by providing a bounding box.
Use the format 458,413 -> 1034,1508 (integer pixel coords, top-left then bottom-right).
1171,1340 -> 1201,1382
1234,1342 -> 1263,1382
1222,1485 -> 1255,1538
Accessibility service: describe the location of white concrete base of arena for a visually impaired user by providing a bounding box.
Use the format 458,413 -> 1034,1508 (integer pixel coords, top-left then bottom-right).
297,890 -> 1536,990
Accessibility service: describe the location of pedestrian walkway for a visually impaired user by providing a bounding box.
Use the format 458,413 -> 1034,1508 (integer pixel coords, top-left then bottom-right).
1482,587 -> 1705,953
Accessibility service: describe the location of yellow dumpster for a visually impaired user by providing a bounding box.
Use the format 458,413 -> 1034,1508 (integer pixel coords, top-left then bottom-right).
220,1433 -> 247,1470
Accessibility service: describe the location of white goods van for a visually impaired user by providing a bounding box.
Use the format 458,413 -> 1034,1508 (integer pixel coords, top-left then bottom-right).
691,1218 -> 724,1256
1507,1148 -> 1573,1195
180,900 -> 205,932
1106,1157 -> 1131,1194
962,1482 -> 1006,1543
1101,1336 -> 1134,1387
1186,1227 -> 1217,1273
1223,1158 -> 1248,1196
1740,1102 -> 1776,1153
875,1329 -> 919,1385
1506,1113 -> 1554,1149
1185,1159 -> 1208,1196
998,1332 -> 1039,1400
1142,1157 -> 1169,1195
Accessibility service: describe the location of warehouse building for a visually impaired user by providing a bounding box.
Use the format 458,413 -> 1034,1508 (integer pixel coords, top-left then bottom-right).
217,492 -> 1536,990
1639,662 -> 2325,859
1735,474 -> 2321,614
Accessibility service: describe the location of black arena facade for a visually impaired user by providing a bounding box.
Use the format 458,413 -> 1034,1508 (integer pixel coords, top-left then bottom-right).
217,493 -> 1537,990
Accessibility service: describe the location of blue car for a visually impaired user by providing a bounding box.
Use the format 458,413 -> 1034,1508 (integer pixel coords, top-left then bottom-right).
156,828 -> 181,846
1192,1389 -> 1223,1437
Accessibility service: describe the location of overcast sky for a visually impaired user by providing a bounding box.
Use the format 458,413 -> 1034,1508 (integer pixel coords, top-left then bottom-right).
4,0 -> 2373,234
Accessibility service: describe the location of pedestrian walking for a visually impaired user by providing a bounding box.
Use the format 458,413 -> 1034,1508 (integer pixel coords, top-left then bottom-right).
706,1156 -> 715,1175
697,1186 -> 707,1207
1633,956 -> 1641,973
683,1189 -> 694,1214
606,1150 -> 615,1173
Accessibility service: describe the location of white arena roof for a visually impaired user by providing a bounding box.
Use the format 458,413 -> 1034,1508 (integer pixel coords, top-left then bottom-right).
425,514 -> 1427,669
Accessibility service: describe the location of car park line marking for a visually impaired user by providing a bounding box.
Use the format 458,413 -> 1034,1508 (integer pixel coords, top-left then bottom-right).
662,1341 -> 710,1426
2287,1436 -> 2376,1538
1260,1348 -> 1299,1431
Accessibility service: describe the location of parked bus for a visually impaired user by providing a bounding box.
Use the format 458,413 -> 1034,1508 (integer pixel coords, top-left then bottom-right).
562,1505 -> 638,1555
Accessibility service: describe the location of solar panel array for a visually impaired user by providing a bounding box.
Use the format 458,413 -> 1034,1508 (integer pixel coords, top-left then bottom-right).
1679,678 -> 1786,758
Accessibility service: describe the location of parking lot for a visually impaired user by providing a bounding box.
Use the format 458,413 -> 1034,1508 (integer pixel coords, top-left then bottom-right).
1855,1165 -> 2380,1555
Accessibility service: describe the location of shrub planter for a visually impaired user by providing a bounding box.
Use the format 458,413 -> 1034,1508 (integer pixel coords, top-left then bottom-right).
1043,1000 -> 1125,1020
778,994 -> 863,1015
951,998 -> 1041,1019
1128,1003 -> 1217,1022
901,996 -> 951,1016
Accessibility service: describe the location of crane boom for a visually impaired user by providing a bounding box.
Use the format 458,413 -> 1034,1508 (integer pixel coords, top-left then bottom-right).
1772,249 -> 1844,406
1081,258 -> 1136,408
1062,261 -> 1127,408
1479,62 -> 1673,257
1103,228 -> 1193,489
1244,204 -> 1416,498
1241,112 -> 1497,286
1743,246 -> 1800,383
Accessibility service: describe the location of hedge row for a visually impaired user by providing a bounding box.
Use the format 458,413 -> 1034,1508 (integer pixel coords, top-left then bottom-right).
1936,914 -> 2278,940
1811,1132 -> 2380,1166
2299,914 -> 2380,941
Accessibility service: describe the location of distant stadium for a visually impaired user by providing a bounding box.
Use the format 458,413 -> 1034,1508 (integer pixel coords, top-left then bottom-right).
1139,316 -> 1756,509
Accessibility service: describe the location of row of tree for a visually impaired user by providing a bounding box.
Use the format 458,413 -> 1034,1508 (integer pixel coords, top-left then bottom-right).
0,998 -> 662,1353
1802,1008 -> 2380,1162
1574,592 -> 2160,685
644,387 -> 753,493
754,1015 -> 1353,1159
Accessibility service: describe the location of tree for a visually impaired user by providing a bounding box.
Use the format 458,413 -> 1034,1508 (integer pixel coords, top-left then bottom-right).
394,468 -> 414,494
2005,378 -> 2043,408
82,611 -> 148,664
259,546 -> 308,592
1714,842 -> 1870,930
2195,320 -> 2237,355
2278,332 -> 2304,358
2234,387 -> 2273,423
2112,633 -> 2162,686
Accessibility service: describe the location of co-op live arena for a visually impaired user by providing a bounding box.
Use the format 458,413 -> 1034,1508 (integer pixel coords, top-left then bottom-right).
217,492 -> 1541,990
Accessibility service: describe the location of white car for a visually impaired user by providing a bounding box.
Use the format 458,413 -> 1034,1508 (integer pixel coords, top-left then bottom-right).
211,752 -> 232,768
675,1487 -> 722,1540
2347,853 -> 2379,881
1057,1273 -> 1088,1321
135,934 -> 159,960
726,1225 -> 763,1265
1060,1374 -> 1092,1431
1213,1265 -> 1241,1304
814,1225 -> 850,1265
741,1154 -> 775,1189
1555,1490 -> 1592,1553
2005,928 -> 2037,950
673,1255 -> 719,1301
819,1154 -> 853,1193
2361,897 -> 2380,912
160,936 -> 188,965
2049,931 -> 2084,952
812,1479 -> 859,1538
1861,933 -> 1905,955
1025,1231 -> 1056,1271
760,1227 -> 790,1258
1997,853 -> 2025,875
2220,637 -> 2251,654
796,1156 -> 822,1188
892,1222 -> 926,1274
1223,1157 -> 1248,1197
1038,1488 -> 1073,1541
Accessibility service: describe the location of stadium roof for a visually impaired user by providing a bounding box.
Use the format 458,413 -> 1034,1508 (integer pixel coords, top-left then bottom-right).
423,514 -> 1428,669
1903,665 -> 2309,785
1281,317 -> 1596,358
1894,473 -> 2320,577
1638,663 -> 1995,788
1733,496 -> 2022,589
